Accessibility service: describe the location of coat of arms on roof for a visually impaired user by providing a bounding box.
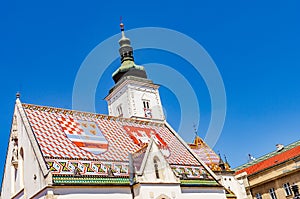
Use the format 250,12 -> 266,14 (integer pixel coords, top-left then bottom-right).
57,116 -> 108,155
123,125 -> 170,157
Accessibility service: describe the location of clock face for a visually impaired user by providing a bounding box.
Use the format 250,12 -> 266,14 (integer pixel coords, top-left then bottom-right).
144,109 -> 152,118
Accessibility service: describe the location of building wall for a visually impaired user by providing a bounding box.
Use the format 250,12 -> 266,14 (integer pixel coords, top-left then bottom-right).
33,186 -> 133,199
218,174 -> 247,199
241,158 -> 300,199
181,187 -> 227,199
107,84 -> 131,117
1,106 -> 50,199
133,184 -> 227,199
249,159 -> 300,187
250,172 -> 300,199
134,184 -> 181,199
107,80 -> 165,120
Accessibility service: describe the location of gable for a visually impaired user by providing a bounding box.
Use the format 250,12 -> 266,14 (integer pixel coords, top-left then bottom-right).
133,138 -> 179,183
1,101 -> 50,199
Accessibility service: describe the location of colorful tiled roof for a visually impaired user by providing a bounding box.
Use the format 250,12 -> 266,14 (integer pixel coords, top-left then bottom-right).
189,136 -> 231,171
189,136 -> 219,165
235,140 -> 300,176
132,144 -> 148,172
22,103 -> 217,182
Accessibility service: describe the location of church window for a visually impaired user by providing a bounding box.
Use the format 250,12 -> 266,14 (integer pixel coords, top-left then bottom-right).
156,194 -> 171,199
153,157 -> 160,179
14,167 -> 17,181
143,100 -> 149,109
19,148 -> 24,188
116,105 -> 123,117
269,188 -> 277,199
143,100 -> 152,118
283,183 -> 292,196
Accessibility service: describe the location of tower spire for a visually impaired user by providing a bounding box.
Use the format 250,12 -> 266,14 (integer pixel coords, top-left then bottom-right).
218,152 -> 226,171
112,21 -> 147,83
106,21 -> 165,121
118,22 -> 134,63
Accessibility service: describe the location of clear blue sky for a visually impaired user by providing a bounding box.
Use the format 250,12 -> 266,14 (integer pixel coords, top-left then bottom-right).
1,0 -> 300,179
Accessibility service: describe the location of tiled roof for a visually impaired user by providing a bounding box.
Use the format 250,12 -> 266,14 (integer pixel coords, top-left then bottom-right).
132,144 -> 148,172
188,136 -> 231,171
22,103 -> 217,181
235,140 -> 300,176
189,137 -> 220,165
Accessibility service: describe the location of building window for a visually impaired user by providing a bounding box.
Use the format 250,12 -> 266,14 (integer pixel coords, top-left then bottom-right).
153,157 -> 160,179
116,105 -> 123,117
255,193 -> 262,199
19,148 -> 24,188
143,100 -> 149,109
283,183 -> 292,196
143,100 -> 152,118
269,188 -> 277,199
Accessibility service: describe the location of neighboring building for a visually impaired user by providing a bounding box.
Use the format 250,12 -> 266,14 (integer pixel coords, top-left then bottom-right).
235,140 -> 300,199
189,136 -> 247,199
0,23 -> 228,199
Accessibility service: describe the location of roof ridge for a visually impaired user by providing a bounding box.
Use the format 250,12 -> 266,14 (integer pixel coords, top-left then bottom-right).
234,139 -> 300,171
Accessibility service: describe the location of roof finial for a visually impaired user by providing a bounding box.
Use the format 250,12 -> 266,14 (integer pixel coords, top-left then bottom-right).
120,16 -> 125,38
16,91 -> 20,99
224,154 -> 231,168
117,18 -> 134,64
224,154 -> 228,164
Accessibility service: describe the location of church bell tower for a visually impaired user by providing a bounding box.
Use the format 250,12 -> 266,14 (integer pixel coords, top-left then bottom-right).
105,23 -> 165,121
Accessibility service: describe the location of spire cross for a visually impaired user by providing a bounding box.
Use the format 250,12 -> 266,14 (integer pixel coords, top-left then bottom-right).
120,16 -> 125,36
16,92 -> 20,99
224,154 -> 228,163
120,17 -> 125,38
193,123 -> 198,137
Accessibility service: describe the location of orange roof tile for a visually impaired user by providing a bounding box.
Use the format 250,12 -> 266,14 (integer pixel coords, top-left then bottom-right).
235,144 -> 300,176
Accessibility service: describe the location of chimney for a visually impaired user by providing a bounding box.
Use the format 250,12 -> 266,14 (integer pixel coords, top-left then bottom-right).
276,144 -> 284,152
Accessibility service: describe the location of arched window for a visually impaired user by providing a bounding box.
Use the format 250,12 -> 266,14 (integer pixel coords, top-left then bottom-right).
156,194 -> 171,199
19,148 -> 24,188
153,157 -> 160,179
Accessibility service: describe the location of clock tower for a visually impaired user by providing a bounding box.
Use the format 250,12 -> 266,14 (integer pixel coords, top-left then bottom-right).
105,23 -> 165,121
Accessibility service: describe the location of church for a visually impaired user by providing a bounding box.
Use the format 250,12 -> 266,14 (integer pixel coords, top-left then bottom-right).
1,23 -> 230,199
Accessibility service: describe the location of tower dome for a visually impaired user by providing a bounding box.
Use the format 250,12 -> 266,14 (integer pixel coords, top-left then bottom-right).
112,23 -> 147,83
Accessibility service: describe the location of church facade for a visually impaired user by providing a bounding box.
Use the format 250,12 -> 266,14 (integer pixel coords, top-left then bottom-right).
1,24 -> 228,199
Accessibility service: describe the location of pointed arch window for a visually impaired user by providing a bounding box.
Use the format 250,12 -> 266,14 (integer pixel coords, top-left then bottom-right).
153,157 -> 160,179
156,194 -> 171,199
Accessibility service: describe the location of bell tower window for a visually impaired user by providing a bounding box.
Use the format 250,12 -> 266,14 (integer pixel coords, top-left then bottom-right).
116,104 -> 123,117
143,100 -> 152,118
143,100 -> 149,109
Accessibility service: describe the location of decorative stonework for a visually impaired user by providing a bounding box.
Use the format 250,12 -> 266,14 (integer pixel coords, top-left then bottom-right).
11,115 -> 19,167
47,159 -> 129,176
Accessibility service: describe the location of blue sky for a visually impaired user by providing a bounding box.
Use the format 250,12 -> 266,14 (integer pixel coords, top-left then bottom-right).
1,0 -> 300,179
